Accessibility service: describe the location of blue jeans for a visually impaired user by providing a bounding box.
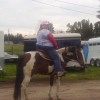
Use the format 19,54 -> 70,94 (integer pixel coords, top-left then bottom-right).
36,44 -> 62,72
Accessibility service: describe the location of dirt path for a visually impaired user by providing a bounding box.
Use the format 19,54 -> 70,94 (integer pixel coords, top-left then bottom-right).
0,79 -> 100,100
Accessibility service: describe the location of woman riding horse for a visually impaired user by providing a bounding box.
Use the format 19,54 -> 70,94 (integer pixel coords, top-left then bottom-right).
13,21 -> 66,100
36,20 -> 64,76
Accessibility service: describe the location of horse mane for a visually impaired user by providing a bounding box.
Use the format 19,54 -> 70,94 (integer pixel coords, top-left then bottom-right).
56,48 -> 65,54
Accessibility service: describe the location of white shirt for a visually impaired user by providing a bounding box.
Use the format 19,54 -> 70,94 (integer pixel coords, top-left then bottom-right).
36,29 -> 53,47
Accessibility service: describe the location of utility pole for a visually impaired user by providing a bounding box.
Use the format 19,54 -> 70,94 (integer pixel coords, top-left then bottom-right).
8,29 -> 9,44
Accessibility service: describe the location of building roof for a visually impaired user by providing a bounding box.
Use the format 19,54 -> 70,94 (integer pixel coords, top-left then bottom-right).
88,37 -> 100,43
24,33 -> 81,40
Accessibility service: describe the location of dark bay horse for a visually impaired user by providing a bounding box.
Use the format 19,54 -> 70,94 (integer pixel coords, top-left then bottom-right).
13,48 -> 66,100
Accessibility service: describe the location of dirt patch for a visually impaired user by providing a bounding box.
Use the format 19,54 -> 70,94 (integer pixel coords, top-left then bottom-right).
0,79 -> 100,100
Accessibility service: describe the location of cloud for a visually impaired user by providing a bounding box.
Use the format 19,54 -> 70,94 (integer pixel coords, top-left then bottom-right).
0,0 -> 99,35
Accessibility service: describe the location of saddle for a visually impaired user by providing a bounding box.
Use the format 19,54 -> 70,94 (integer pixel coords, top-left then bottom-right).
37,49 -> 52,61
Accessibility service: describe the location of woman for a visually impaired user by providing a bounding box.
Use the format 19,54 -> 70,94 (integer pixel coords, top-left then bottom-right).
36,21 -> 64,76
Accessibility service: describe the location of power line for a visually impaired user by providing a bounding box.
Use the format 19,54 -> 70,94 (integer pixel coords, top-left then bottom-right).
32,0 -> 95,16
56,0 -> 99,9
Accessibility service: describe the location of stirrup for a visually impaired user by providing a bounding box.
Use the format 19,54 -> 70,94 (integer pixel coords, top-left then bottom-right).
57,71 -> 65,77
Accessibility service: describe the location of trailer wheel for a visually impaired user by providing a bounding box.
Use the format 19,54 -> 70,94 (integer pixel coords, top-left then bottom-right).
96,59 -> 100,67
90,59 -> 95,66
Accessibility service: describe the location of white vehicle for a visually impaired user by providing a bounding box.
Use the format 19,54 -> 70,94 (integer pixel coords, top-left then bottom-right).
82,37 -> 100,66
0,31 -> 4,71
4,52 -> 18,62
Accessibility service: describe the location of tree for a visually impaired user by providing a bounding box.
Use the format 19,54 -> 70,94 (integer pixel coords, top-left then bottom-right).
94,21 -> 100,37
66,23 -> 72,32
4,33 -> 23,43
97,0 -> 100,19
66,19 -> 94,40
48,23 -> 54,33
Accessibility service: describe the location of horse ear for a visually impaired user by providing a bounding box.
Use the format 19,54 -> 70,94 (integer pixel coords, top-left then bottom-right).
65,47 -> 66,51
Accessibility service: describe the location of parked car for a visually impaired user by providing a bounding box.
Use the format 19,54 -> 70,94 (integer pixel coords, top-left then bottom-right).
4,52 -> 18,62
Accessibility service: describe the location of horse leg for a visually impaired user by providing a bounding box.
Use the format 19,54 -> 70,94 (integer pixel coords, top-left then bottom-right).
56,76 -> 61,100
21,75 -> 31,100
48,74 -> 55,100
21,67 -> 32,100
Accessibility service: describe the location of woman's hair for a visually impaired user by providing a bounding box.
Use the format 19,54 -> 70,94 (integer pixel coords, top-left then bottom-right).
38,24 -> 49,31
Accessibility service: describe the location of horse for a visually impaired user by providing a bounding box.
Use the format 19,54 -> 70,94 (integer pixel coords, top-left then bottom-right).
13,48 -> 67,100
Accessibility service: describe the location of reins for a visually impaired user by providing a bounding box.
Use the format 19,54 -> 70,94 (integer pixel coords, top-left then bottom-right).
64,46 -> 82,63
63,55 -> 78,62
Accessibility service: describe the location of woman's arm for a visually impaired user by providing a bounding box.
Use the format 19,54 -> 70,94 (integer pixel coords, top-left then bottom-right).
48,33 -> 58,49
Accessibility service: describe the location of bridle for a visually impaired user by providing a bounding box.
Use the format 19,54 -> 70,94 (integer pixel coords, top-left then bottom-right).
63,46 -> 81,63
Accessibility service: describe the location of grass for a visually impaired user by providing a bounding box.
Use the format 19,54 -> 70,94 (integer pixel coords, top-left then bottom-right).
0,63 -> 49,80
2,43 -> 100,81
1,63 -> 100,81
63,66 -> 100,80
4,43 -> 24,55
0,63 -> 16,80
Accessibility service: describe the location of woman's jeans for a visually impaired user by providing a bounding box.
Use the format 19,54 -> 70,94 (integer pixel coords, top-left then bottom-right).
36,45 -> 62,72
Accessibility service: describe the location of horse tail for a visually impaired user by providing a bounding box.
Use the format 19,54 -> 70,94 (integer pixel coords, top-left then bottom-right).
13,55 -> 24,100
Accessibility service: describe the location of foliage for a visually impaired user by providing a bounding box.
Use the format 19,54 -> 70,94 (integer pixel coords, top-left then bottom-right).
94,21 -> 100,37
48,23 -> 54,33
4,33 -> 23,44
67,19 -> 95,40
97,0 -> 100,19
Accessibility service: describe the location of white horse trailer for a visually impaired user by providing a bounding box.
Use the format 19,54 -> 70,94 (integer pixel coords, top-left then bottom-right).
86,37 -> 100,66
0,31 -> 4,71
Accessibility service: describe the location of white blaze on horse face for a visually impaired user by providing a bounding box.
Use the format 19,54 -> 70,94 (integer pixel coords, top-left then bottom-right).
66,61 -> 80,67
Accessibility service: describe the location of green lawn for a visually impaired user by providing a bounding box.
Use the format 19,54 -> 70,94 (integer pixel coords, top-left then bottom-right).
63,66 -> 100,80
4,43 -> 24,55
1,43 -> 100,81
1,63 -> 100,81
0,63 -> 16,80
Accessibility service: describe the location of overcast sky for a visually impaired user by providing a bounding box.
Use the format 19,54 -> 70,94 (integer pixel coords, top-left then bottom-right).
0,0 -> 100,35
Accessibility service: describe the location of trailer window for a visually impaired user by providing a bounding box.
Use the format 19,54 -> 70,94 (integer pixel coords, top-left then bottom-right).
97,43 -> 100,45
89,43 -> 92,46
92,43 -> 96,46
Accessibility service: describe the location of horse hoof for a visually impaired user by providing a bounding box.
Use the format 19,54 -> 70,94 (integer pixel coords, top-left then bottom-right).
48,97 -> 53,100
57,96 -> 61,100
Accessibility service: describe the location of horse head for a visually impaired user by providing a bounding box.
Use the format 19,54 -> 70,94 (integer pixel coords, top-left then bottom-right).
59,46 -> 85,71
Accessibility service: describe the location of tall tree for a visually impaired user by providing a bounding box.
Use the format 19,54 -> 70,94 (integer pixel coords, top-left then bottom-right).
4,33 -> 23,43
48,23 -> 54,33
97,0 -> 100,19
66,19 -> 94,40
94,21 -> 100,37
